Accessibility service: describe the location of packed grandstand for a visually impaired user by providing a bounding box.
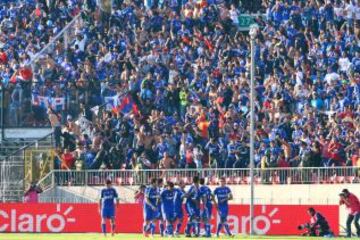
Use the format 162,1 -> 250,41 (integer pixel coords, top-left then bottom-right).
0,0 -> 359,175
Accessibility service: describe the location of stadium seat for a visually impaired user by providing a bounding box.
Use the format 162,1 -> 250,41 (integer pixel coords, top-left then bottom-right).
346,176 -> 355,183
116,177 -> 123,185
234,176 -> 242,184
210,176 -> 219,185
270,176 -> 280,184
226,176 -> 234,185
182,177 -> 188,184
128,177 -> 134,185
335,176 -> 345,184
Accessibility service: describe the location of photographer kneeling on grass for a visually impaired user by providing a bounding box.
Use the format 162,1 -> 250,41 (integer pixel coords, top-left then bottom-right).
297,207 -> 334,237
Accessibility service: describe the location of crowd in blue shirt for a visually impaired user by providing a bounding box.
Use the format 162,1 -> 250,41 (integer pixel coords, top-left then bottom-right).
0,0 -> 85,126
1,0 -> 359,170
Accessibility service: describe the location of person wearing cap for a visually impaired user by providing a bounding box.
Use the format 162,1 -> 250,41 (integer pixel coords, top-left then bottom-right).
99,179 -> 119,237
339,189 -> 360,237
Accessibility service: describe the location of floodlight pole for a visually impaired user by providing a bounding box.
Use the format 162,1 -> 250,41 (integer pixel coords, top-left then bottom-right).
249,24 -> 258,236
0,85 -> 4,141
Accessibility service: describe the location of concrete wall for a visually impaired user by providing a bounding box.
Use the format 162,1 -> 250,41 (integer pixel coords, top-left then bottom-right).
3,128 -> 52,139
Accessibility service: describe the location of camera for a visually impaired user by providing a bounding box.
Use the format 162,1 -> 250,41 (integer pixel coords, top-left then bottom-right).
297,223 -> 316,236
297,223 -> 310,230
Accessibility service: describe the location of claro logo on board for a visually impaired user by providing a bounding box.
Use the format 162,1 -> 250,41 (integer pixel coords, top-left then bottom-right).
0,203 -> 339,235
213,205 -> 281,235
0,204 -> 75,232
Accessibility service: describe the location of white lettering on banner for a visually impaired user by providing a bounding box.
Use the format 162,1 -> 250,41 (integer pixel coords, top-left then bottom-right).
0,210 -> 9,231
36,214 -> 47,232
216,205 -> 281,235
18,214 -> 33,232
228,215 -> 239,233
11,209 -> 16,232
0,205 -> 75,233
46,214 -> 65,232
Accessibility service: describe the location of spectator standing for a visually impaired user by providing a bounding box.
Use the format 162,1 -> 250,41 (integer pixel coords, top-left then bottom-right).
24,182 -> 43,203
48,108 -> 62,148
339,189 -> 360,237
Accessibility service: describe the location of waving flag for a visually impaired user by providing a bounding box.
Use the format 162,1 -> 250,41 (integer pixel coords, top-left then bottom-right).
51,97 -> 65,112
114,94 -> 139,115
104,95 -> 119,110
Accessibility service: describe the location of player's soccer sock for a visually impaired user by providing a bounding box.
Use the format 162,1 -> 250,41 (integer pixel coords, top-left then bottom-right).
176,222 -> 182,233
111,224 -> 115,235
191,222 -> 196,235
216,223 -> 223,236
150,223 -> 156,235
160,222 -> 165,236
143,223 -> 149,233
185,222 -> 192,235
224,223 -> 232,236
167,224 -> 173,236
195,222 -> 200,236
101,223 -> 106,235
205,224 -> 211,236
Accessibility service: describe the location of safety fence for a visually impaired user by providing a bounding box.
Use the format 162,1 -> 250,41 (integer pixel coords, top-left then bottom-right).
37,167 -> 360,190
0,133 -> 54,202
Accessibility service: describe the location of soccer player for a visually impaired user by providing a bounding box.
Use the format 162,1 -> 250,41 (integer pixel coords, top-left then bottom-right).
99,179 -> 119,236
214,177 -> 233,237
185,176 -> 201,237
143,178 -> 159,237
339,189 -> 360,237
174,180 -> 186,236
156,178 -> 166,236
199,178 -> 214,238
160,182 -> 176,236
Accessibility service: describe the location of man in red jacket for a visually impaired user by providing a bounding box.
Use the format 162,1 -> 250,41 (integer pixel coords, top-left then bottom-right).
339,189 -> 360,237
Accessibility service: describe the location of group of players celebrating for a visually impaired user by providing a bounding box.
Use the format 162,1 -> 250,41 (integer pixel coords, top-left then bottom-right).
143,176 -> 233,238
99,176 -> 233,238
99,177 -> 360,238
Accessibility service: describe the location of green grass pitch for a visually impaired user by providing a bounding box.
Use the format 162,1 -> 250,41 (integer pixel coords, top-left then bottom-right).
0,234 -> 350,240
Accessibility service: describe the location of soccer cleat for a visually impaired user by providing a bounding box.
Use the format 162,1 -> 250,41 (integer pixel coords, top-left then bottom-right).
185,233 -> 192,238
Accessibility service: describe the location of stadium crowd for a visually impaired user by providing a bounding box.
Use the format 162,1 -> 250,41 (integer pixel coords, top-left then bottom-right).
0,0 -> 85,126
0,0 -> 359,171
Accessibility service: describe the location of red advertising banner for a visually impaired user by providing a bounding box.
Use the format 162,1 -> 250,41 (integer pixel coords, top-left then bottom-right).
0,204 -> 339,235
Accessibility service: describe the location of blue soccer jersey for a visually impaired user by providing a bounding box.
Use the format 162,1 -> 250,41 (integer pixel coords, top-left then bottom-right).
199,185 -> 213,219
214,186 -> 231,220
100,187 -> 118,218
144,186 -> 160,221
174,188 -> 185,219
156,187 -> 164,219
160,189 -> 176,221
185,185 -> 200,218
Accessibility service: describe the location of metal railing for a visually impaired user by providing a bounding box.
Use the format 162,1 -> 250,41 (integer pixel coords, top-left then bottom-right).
0,133 -> 54,202
40,167 -> 360,187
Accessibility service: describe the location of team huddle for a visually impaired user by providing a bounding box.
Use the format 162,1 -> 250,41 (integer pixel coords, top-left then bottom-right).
143,176 -> 233,238
99,176 -> 234,237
